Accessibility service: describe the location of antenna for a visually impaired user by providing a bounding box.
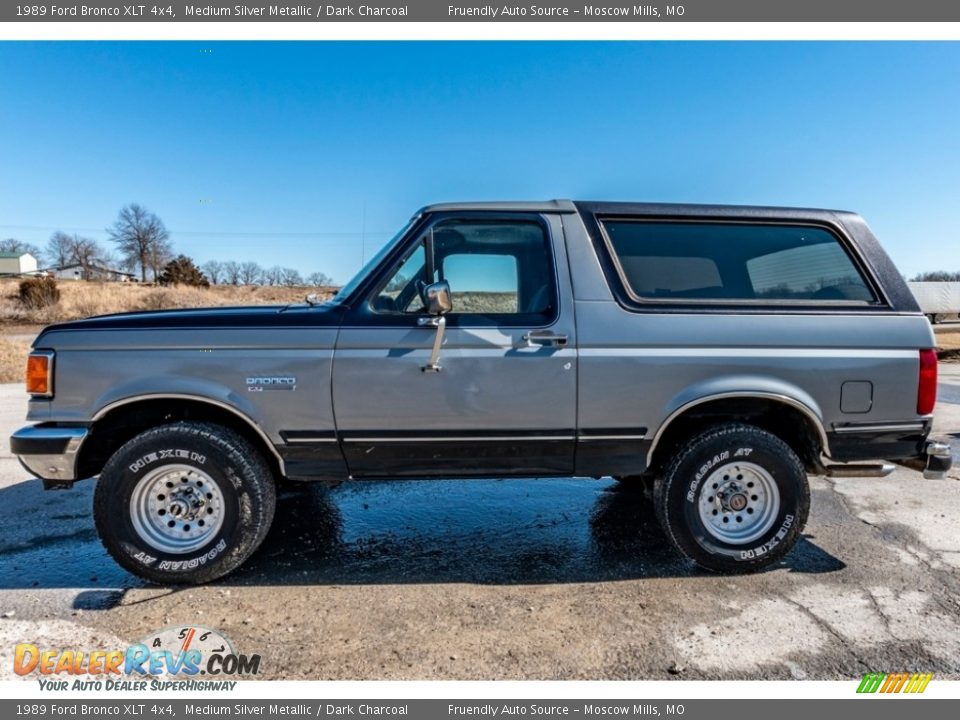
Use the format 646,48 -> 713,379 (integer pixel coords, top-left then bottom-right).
360,202 -> 367,267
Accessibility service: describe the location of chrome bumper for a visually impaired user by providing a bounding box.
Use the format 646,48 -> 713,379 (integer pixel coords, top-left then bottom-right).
9,425 -> 88,483
924,441 -> 953,480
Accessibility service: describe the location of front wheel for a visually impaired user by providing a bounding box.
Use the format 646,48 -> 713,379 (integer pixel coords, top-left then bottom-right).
653,423 -> 809,572
94,421 -> 276,584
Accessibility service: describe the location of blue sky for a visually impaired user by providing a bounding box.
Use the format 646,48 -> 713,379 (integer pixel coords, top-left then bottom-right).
0,41 -> 958,283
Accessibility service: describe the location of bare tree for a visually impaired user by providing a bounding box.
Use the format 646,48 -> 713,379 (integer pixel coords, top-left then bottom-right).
47,232 -> 73,267
107,204 -> 172,282
239,261 -> 262,286
67,236 -> 103,271
262,266 -> 283,286
45,232 -> 105,276
912,270 -> 960,281
306,271 -> 333,287
202,260 -> 225,285
99,249 -> 123,272
223,261 -> 241,285
281,267 -> 303,286
0,238 -> 43,264
147,241 -> 174,282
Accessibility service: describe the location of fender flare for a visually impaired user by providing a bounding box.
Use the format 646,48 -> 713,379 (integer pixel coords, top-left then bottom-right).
91,392 -> 286,474
646,390 -> 830,467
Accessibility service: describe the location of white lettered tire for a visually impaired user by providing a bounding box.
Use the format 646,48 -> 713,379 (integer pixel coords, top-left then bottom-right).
93,421 -> 276,584
653,423 -> 809,572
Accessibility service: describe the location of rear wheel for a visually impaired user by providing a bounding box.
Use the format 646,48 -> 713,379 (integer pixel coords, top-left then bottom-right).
653,423 -> 809,572
94,421 -> 276,584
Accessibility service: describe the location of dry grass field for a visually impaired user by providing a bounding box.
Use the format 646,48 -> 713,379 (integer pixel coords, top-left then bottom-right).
935,326 -> 960,361
0,338 -> 30,383
0,278 -> 333,327
0,278 -> 335,382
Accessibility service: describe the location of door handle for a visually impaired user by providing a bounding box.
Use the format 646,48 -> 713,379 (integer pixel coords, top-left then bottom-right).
523,330 -> 568,347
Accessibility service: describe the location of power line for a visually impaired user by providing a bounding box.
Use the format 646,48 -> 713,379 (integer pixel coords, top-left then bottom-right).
0,224 -> 393,238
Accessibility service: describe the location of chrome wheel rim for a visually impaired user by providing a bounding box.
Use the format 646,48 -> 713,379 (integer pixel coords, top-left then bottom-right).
697,461 -> 780,545
129,464 -> 225,554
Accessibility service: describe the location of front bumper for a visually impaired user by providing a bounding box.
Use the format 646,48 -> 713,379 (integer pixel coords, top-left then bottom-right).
9,425 -> 88,484
924,441 -> 953,479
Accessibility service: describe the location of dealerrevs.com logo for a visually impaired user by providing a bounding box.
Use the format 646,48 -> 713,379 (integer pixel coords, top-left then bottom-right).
15,626 -> 260,691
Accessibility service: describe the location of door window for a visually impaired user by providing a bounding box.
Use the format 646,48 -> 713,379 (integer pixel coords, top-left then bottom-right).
371,218 -> 556,321
371,242 -> 427,314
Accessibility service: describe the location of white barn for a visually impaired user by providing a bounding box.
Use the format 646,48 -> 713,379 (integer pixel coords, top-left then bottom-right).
0,252 -> 38,276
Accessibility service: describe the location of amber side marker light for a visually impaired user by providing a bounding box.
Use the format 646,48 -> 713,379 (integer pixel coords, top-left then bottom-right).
26,351 -> 54,397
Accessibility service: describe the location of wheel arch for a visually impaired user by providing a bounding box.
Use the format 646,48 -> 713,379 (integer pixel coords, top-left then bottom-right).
646,391 -> 829,474
77,394 -> 285,480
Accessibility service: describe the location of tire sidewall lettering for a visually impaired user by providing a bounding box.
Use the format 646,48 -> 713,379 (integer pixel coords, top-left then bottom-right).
128,448 -> 207,474
686,449 -> 732,502
679,441 -> 800,561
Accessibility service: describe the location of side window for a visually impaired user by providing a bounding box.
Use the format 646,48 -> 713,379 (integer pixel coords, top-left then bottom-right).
600,221 -> 875,303
371,219 -> 556,318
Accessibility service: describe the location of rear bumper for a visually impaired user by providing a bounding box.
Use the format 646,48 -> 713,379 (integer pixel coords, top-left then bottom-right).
827,421 -> 951,479
9,425 -> 88,483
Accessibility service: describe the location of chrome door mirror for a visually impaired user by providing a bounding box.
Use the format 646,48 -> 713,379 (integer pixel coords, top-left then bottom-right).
418,280 -> 452,373
421,280 -> 453,316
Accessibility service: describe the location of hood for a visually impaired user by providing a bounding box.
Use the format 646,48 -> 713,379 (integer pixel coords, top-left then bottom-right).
34,302 -> 344,343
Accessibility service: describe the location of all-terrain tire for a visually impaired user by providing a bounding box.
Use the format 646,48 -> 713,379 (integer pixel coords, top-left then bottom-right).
93,421 -> 276,584
653,423 -> 809,572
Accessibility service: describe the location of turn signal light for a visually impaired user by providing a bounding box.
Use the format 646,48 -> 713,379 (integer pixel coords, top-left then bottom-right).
917,349 -> 937,415
26,352 -> 53,397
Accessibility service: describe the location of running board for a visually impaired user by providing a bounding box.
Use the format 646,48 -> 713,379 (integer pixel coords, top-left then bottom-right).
824,463 -> 896,478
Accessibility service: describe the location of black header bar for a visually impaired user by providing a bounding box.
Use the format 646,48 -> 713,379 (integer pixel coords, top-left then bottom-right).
5,1 -> 960,22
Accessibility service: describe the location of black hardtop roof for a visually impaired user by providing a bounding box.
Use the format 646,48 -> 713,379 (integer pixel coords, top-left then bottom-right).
418,199 -> 857,220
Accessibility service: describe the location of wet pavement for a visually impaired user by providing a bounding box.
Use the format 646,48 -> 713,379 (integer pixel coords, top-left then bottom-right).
1,372 -> 959,680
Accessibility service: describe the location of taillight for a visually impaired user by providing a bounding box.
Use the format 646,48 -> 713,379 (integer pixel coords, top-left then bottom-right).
25,351 -> 54,397
917,349 -> 937,415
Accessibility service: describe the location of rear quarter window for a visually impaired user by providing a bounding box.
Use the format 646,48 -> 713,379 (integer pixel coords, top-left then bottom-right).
600,221 -> 876,303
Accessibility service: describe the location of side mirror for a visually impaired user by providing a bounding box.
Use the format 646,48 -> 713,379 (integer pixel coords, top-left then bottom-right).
421,280 -> 453,316
417,280 -> 452,373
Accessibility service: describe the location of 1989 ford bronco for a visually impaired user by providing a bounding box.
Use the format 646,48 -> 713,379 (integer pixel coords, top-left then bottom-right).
10,201 -> 953,584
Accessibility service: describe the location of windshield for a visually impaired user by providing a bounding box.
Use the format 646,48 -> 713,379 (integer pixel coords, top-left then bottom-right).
329,216 -> 419,304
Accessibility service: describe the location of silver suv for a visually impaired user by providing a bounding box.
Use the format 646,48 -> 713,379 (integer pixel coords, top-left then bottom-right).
10,201 -> 951,584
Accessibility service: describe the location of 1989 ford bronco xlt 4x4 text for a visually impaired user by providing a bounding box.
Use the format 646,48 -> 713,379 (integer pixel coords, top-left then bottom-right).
10,201 -> 952,584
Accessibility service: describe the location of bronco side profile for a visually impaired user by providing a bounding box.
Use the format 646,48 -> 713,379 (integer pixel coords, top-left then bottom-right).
10,201 -> 952,584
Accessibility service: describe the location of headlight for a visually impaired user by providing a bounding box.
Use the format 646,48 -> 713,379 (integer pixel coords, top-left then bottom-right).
26,350 -> 54,397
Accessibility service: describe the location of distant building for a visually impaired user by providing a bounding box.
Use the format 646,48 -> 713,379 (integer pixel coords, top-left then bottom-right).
0,252 -> 39,276
44,263 -> 136,282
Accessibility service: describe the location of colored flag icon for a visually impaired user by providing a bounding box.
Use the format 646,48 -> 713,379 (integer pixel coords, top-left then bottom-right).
857,672 -> 932,693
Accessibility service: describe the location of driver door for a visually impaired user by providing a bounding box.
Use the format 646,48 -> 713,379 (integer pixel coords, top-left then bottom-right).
331,213 -> 577,477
